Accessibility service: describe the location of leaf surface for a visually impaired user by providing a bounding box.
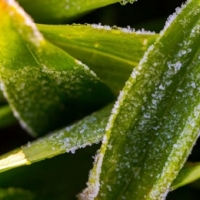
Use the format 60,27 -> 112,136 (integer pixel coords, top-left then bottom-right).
16,0 -> 134,23
79,1 -> 200,199
0,0 -> 113,136
38,24 -> 157,95
0,104 -> 112,173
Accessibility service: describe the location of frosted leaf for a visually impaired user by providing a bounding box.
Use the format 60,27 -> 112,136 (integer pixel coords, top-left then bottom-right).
80,0 -> 200,199
0,1 -> 114,136
0,104 -> 112,173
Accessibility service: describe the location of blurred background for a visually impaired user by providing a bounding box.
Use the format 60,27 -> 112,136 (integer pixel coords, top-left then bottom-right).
2,0 -> 200,199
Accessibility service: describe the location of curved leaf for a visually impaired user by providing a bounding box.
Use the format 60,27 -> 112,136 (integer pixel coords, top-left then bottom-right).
0,0 -> 113,136
38,24 -> 157,95
0,104 -> 112,173
79,0 -> 200,199
16,0 -> 120,23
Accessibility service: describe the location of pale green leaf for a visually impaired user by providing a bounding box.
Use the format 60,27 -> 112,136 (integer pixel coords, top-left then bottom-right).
0,104 -> 112,173
38,24 -> 157,95
79,0 -> 200,199
0,105 -> 17,129
0,0 -> 113,136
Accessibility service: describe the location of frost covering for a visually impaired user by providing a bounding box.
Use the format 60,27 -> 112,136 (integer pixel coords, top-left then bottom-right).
0,0 -> 113,136
79,0 -> 200,199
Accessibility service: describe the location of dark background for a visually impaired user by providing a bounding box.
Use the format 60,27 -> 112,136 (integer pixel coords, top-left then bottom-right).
2,0 -> 200,199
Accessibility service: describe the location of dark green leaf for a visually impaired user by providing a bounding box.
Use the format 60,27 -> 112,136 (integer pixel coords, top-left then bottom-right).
79,0 -> 200,199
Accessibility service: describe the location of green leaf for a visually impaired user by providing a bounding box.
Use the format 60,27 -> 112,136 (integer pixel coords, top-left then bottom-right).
0,187 -> 36,200
0,0 -> 113,136
0,105 -> 17,129
38,24 -> 157,95
0,104 -> 112,173
79,0 -> 200,199
0,149 -> 98,200
171,162 -> 200,190
16,0 -> 134,24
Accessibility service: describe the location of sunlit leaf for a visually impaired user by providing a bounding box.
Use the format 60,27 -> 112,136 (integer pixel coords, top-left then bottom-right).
0,0 -> 113,136
79,0 -> 200,199
16,0 -> 133,24
39,24 -> 157,95
0,104 -> 112,173
0,90 -> 6,104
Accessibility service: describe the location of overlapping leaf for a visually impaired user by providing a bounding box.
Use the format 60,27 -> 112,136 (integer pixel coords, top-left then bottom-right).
0,24 -> 157,130
0,0 -> 113,136
39,24 -> 157,94
1,102 -> 200,193
0,104 -> 112,173
171,162 -> 200,190
79,0 -> 200,199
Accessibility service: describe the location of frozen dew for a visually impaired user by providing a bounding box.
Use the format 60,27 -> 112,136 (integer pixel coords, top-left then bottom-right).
0,82 -> 4,91
90,23 -> 154,35
80,129 -> 84,134
91,23 -> 111,31
27,141 -> 31,148
161,5 -> 184,34
119,0 -> 137,6
167,61 -> 182,73
75,59 -> 97,78
106,185 -> 112,192
70,149 -> 76,154
159,84 -> 165,90
52,147 -> 55,151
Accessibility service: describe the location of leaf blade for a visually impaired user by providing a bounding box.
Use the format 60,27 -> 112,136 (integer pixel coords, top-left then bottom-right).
38,24 -> 157,95
0,104 -> 112,173
79,1 -> 200,199
0,0 -> 113,136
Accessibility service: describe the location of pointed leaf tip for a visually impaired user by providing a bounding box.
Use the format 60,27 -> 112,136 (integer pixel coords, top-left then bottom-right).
0,0 -> 114,136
